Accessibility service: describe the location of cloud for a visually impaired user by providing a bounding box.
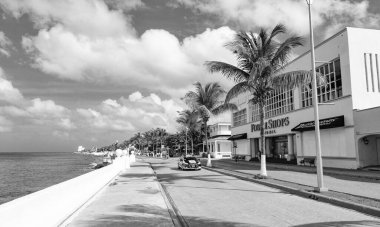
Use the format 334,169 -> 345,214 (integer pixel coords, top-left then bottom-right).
0,0 -> 134,37
0,31 -> 13,57
105,0 -> 146,11
0,69 -> 75,131
77,91 -> 184,133
0,0 -> 237,99
27,98 -> 68,118
0,69 -> 24,104
171,0 -> 380,37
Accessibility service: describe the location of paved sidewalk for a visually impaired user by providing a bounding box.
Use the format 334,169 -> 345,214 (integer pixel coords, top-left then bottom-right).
68,161 -> 174,227
207,159 -> 380,200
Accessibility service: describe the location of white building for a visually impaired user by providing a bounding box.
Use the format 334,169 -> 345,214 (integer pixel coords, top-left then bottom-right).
230,27 -> 380,169
203,122 -> 232,159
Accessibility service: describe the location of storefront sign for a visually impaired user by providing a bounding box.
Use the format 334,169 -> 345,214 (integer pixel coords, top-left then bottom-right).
291,115 -> 344,132
251,117 -> 290,132
265,130 -> 276,135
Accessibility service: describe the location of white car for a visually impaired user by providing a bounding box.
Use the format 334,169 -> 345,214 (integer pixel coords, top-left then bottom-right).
177,156 -> 202,170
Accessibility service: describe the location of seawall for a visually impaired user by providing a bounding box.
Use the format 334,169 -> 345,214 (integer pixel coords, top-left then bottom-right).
0,157 -> 125,227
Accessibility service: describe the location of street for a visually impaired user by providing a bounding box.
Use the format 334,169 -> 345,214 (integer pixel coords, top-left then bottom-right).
146,157 -> 380,227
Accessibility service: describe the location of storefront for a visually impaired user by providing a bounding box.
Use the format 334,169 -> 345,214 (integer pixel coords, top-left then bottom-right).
229,27 -> 380,169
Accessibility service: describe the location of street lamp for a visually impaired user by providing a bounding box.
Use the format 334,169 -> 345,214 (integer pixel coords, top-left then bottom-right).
306,0 -> 328,192
185,127 -> 188,156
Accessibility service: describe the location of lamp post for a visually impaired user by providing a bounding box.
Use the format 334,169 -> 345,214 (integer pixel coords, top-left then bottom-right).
306,0 -> 328,192
185,127 -> 188,156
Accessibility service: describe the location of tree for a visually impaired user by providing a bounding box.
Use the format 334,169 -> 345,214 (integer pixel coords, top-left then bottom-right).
206,24 -> 321,176
184,82 -> 236,167
176,109 -> 201,156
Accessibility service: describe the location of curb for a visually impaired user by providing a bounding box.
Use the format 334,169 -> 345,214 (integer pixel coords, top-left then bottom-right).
149,163 -> 188,227
203,166 -> 380,218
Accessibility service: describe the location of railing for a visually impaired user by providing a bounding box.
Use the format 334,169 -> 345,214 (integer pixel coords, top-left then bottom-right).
0,157 -> 125,227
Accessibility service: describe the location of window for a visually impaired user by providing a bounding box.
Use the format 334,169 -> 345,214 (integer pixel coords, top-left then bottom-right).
301,58 -> 342,107
233,109 -> 247,127
249,88 -> 294,122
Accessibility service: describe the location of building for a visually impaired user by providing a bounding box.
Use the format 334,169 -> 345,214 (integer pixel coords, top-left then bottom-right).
230,27 -> 380,169
203,122 -> 232,159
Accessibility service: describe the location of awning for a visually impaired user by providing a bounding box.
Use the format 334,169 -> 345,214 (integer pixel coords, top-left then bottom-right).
227,133 -> 247,140
291,115 -> 345,132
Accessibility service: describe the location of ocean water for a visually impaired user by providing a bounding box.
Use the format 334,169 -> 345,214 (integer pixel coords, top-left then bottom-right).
0,152 -> 99,205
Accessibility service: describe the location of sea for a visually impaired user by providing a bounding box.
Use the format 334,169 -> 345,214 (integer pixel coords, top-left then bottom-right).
0,152 -> 100,205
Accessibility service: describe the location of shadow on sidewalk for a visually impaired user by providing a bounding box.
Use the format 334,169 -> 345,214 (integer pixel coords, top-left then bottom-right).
166,184 -> 289,194
86,204 -> 264,227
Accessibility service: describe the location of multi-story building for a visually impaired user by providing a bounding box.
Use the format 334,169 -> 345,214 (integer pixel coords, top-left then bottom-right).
230,27 -> 380,169
203,122 -> 232,159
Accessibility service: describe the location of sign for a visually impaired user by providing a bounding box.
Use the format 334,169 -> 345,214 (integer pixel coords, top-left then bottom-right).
291,115 -> 345,132
251,117 -> 290,132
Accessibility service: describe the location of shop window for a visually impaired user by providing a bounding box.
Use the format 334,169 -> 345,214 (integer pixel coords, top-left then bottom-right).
233,108 -> 247,127
249,88 -> 294,122
301,58 -> 342,107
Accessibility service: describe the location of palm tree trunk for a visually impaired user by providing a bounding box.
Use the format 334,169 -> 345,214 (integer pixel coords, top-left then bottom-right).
191,136 -> 194,156
259,100 -> 267,177
205,120 -> 212,167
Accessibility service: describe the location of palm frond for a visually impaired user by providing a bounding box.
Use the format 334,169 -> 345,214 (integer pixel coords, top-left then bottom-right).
225,81 -> 251,103
205,61 -> 250,83
198,105 -> 211,121
212,103 -> 237,115
268,24 -> 286,42
271,36 -> 304,69
271,70 -> 313,90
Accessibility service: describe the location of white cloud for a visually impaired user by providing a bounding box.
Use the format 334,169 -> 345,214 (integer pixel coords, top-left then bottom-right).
0,0 -> 134,37
0,69 -> 24,104
27,98 -> 68,118
20,26 -> 236,99
0,31 -> 13,57
172,0 -> 380,37
0,69 -> 75,131
77,92 -> 183,133
0,0 -> 236,99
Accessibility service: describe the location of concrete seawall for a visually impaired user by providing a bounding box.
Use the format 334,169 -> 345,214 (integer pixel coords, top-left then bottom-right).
0,157 -> 125,227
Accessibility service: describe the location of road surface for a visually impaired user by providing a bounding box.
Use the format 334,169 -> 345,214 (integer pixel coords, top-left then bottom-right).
147,157 -> 380,227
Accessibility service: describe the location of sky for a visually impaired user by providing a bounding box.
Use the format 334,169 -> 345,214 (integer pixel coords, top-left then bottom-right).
1,0 -> 380,153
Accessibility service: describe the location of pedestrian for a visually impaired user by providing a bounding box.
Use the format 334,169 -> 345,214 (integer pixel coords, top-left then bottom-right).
235,155 -> 238,163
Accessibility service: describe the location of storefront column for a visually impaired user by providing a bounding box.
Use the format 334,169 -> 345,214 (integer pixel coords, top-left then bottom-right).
265,138 -> 271,157
287,134 -> 294,161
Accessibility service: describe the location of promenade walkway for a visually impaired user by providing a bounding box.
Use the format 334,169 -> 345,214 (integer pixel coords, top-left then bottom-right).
67,161 -> 174,227
209,159 -> 380,200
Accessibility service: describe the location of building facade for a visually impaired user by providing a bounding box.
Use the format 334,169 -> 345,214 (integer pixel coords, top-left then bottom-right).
230,27 -> 380,169
203,122 -> 232,159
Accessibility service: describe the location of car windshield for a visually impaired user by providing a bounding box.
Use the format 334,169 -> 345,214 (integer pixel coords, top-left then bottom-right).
185,157 -> 197,161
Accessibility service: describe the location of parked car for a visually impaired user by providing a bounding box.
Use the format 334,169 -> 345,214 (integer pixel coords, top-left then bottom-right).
177,156 -> 201,170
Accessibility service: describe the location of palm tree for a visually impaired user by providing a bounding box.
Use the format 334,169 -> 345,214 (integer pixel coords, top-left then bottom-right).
206,24 -> 321,177
176,109 -> 201,156
184,82 -> 236,167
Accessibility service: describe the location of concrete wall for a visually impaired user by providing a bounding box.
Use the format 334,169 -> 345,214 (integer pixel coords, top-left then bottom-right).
347,27 -> 380,110
300,127 -> 356,158
354,106 -> 380,135
235,139 -> 249,155
357,135 -> 379,167
0,158 -> 124,227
